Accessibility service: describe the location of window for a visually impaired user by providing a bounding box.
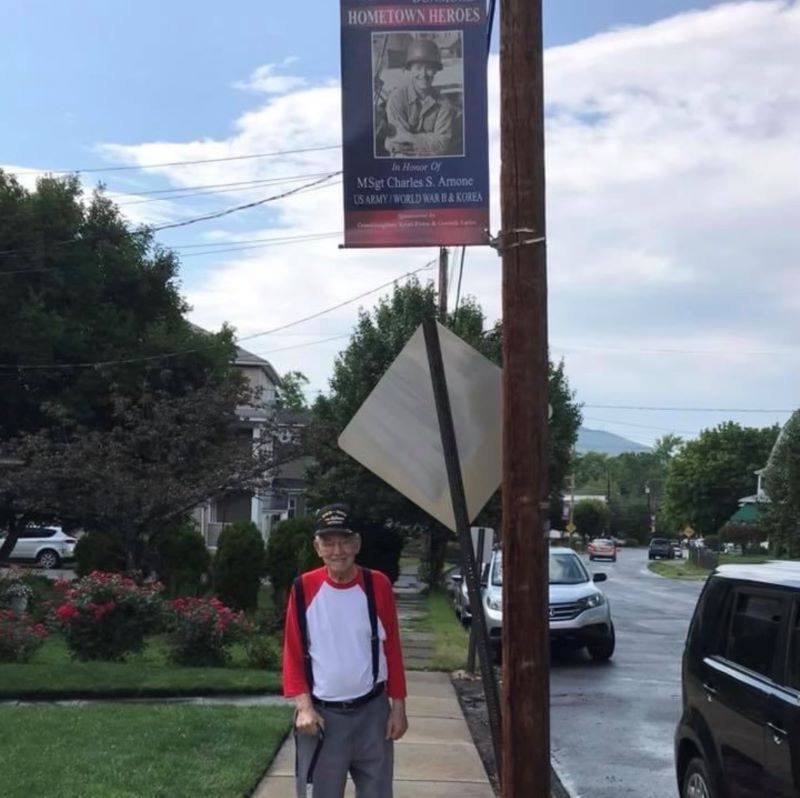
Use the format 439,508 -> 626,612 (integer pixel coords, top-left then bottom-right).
726,592 -> 784,677
787,601 -> 800,690
22,528 -> 55,539
549,553 -> 590,585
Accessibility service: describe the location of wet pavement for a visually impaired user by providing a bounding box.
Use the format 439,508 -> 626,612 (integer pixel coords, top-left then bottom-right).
550,547 -> 705,798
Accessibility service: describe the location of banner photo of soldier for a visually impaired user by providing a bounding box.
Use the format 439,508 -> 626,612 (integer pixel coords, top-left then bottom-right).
340,1 -> 490,248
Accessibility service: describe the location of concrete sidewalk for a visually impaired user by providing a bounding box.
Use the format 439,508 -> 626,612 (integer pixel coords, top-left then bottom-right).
252,670 -> 494,797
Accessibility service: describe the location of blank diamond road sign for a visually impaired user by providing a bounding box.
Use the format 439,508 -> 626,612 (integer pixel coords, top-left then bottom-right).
338,322 -> 501,532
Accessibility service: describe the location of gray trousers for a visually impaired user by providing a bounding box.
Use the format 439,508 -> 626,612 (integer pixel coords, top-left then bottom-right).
294,694 -> 394,798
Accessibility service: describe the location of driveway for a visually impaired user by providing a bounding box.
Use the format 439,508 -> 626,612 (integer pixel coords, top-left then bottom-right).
550,547 -> 706,798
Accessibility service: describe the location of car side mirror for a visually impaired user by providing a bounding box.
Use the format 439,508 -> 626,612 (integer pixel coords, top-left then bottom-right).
593,573 -> 607,583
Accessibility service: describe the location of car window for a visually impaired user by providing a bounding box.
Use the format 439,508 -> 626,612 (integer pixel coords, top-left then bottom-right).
491,554 -> 502,586
21,528 -> 55,539
786,602 -> 800,690
725,592 -> 784,677
549,553 -> 589,585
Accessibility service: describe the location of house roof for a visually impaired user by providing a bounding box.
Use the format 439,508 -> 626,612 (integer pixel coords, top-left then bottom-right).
729,503 -> 762,524
234,345 -> 280,383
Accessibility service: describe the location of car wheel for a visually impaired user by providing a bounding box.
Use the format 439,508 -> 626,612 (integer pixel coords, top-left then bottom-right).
611,556 -> 617,563
37,549 -> 60,569
587,623 -> 615,661
682,757 -> 714,798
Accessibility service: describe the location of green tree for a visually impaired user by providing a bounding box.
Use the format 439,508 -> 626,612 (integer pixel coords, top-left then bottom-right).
212,521 -> 267,611
306,279 -> 582,586
0,171 -> 237,563
762,411 -> 800,557
276,371 -> 310,411
2,380 -> 283,571
573,499 -> 610,542
664,422 -> 780,538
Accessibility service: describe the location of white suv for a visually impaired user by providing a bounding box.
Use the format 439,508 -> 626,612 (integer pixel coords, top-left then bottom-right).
0,526 -> 77,569
483,546 -> 615,661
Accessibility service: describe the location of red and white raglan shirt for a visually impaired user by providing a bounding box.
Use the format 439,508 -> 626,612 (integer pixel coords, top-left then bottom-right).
283,567 -> 407,702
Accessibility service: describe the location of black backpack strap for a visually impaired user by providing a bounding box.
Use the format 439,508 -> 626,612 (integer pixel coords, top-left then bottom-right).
293,576 -> 314,694
361,568 -> 380,688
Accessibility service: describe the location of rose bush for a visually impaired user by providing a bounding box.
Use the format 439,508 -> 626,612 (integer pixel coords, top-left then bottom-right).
165,596 -> 253,667
52,571 -> 163,661
0,610 -> 48,662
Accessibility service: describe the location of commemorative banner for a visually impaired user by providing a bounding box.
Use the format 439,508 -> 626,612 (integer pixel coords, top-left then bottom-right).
340,0 -> 490,247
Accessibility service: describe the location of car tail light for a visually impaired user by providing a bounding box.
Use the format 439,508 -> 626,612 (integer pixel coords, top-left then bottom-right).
65,538 -> 77,545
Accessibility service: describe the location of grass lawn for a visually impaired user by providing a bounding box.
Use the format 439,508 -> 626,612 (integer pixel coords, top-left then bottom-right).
649,553 -> 773,581
0,635 -> 280,698
0,704 -> 292,798
409,589 -> 469,671
648,559 -> 710,580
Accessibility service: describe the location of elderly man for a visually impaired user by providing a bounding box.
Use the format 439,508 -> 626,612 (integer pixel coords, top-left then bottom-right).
283,504 -> 408,798
384,38 -> 460,157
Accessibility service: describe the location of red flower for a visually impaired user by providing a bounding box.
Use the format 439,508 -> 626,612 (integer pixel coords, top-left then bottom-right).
55,603 -> 80,622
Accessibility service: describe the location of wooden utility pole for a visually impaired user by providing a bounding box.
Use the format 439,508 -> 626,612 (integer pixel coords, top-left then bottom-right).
500,0 -> 550,795
438,246 -> 449,317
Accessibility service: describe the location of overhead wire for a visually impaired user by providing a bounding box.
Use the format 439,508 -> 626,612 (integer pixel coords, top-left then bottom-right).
0,172 -> 342,262
0,259 -> 437,370
8,144 -> 341,176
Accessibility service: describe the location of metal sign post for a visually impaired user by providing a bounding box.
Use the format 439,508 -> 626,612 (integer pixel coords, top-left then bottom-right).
421,316 -> 503,774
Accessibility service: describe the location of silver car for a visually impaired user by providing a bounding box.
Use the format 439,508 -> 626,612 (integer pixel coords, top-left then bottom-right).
0,526 -> 77,569
482,546 -> 615,661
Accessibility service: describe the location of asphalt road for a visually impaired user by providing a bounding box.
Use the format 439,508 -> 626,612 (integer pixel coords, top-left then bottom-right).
550,547 -> 706,798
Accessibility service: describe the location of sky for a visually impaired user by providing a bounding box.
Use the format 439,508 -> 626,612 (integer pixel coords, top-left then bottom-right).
2,0 -> 799,449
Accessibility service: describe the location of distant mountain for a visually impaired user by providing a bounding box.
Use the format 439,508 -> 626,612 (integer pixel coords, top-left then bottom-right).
576,427 -> 651,456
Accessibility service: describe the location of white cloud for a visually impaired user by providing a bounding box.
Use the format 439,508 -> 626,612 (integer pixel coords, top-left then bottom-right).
232,59 -> 308,95
43,1 -> 800,439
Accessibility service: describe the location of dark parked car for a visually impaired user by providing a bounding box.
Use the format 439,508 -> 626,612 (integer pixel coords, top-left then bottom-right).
675,561 -> 800,797
648,537 -> 675,560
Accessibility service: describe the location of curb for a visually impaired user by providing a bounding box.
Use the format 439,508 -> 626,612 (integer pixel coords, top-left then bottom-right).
0,687 -> 282,703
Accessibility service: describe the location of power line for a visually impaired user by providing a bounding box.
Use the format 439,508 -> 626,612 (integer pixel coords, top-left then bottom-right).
235,260 -> 437,343
0,173 -> 342,262
177,233 -> 340,259
171,231 -> 339,250
583,404 -> 794,413
9,144 -> 341,176
0,260 -> 436,370
582,416 -> 697,435
553,343 -> 800,358
248,333 -> 353,357
115,172 -> 335,206
151,172 -> 341,232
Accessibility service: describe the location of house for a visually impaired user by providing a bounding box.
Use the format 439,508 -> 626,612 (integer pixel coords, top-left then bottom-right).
261,408 -> 314,532
728,468 -> 769,526
191,345 -> 311,550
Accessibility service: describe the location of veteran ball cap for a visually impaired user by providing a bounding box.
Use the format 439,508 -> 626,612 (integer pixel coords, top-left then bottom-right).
315,503 -> 356,536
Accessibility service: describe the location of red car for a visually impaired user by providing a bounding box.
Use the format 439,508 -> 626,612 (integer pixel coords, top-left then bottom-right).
587,538 -> 617,562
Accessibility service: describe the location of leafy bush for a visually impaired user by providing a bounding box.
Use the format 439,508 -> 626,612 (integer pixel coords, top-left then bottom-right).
165,596 -> 253,667
52,572 -> 163,661
245,634 -> 281,670
264,517 -> 317,607
703,534 -> 720,552
74,532 -> 126,577
153,522 -> 211,598
213,522 -> 267,612
18,572 -> 64,624
0,610 -> 48,663
356,522 -> 404,584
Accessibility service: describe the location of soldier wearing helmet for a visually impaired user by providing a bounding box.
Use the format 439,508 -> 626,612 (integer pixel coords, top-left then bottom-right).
384,37 -> 460,157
